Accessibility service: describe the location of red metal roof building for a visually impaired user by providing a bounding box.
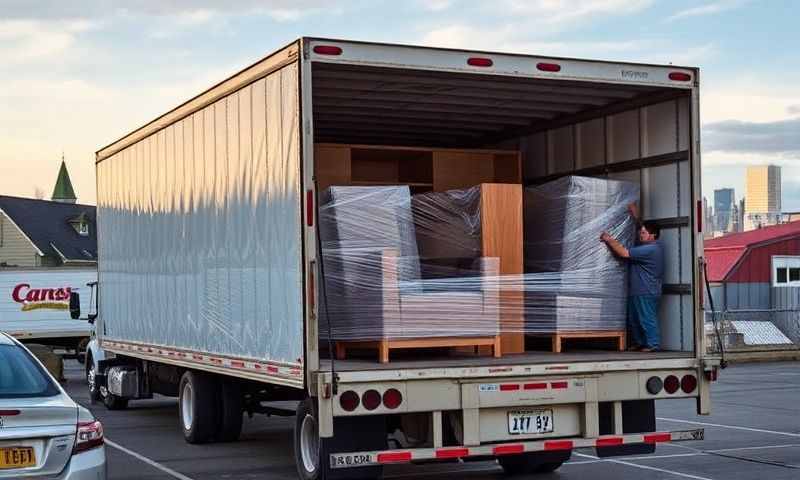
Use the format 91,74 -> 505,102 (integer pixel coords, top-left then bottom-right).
705,221 -> 800,283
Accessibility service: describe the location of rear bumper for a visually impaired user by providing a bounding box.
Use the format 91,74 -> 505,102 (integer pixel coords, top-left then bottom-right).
57,446 -> 106,480
329,429 -> 703,469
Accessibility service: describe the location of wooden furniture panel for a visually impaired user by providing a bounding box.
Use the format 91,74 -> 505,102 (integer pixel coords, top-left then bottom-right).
314,144 -> 350,192
527,330 -> 626,353
479,184 -> 525,354
314,143 -> 522,193
432,151 -> 495,191
493,153 -> 522,184
336,336 -> 501,364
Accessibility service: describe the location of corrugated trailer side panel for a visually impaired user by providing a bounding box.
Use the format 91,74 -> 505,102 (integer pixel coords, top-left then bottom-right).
96,62 -> 304,368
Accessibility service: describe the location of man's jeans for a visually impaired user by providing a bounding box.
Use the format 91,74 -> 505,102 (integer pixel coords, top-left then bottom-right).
628,295 -> 661,349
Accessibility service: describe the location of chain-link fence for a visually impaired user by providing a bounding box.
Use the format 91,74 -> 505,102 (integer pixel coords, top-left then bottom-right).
705,309 -> 800,354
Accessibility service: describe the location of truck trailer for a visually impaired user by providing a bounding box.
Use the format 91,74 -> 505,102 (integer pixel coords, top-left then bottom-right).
0,268 -> 95,351
85,38 -> 717,479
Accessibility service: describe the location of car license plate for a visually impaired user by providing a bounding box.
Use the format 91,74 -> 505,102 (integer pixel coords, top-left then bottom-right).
508,409 -> 554,435
0,447 -> 36,469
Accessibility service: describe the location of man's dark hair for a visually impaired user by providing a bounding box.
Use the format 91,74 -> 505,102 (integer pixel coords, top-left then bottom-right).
643,221 -> 661,239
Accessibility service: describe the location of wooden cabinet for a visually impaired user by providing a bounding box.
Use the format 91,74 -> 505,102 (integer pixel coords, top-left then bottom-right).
314,144 -> 521,192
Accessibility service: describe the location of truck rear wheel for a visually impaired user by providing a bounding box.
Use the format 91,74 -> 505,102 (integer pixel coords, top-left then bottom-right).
498,451 -> 570,475
179,371 -> 219,444
294,398 -> 384,480
216,379 -> 243,442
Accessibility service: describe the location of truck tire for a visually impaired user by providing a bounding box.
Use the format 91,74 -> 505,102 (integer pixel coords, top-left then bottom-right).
294,398 -> 384,480
217,380 -> 243,442
86,355 -> 101,402
498,451 -> 570,475
179,371 -> 219,444
102,390 -> 129,410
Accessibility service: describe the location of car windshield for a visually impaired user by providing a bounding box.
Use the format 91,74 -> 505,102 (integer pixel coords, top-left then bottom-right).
0,344 -> 59,398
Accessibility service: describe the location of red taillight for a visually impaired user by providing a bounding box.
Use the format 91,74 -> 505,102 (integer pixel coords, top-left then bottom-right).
669,72 -> 691,82
306,190 -> 314,227
382,388 -> 403,409
537,62 -> 561,72
0,410 -> 20,416
313,45 -> 342,56
467,57 -> 493,67
362,390 -> 381,411
664,375 -> 680,394
339,391 -> 360,412
681,374 -> 698,393
73,420 -> 104,454
500,384 -> 520,391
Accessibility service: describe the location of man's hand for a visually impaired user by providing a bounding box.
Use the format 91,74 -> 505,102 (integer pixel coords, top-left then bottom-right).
600,231 -> 630,258
628,202 -> 639,220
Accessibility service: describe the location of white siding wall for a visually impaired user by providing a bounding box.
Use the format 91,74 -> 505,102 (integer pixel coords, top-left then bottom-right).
0,213 -> 40,267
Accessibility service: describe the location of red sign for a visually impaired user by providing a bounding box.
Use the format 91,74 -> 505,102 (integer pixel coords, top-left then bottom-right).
11,283 -> 72,312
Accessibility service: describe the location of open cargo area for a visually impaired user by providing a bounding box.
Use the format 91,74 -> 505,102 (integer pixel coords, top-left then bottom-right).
310,55 -> 697,368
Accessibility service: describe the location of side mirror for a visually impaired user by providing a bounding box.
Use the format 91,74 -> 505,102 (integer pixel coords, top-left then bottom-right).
87,313 -> 97,324
69,292 -> 81,319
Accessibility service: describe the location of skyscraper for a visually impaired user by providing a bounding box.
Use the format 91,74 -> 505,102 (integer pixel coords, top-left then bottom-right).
714,188 -> 735,233
744,165 -> 781,230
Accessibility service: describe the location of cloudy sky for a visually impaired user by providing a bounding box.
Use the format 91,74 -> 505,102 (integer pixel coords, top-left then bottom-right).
1,0 -> 798,208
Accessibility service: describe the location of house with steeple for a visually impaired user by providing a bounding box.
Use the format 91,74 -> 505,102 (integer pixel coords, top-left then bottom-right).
0,158 -> 96,267
51,157 -> 77,204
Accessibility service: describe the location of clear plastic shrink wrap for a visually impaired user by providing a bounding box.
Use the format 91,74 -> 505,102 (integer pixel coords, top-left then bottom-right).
318,176 -> 638,342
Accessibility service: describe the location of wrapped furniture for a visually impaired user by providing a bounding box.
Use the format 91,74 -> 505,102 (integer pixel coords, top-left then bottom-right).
523,176 -> 639,350
318,186 -> 501,362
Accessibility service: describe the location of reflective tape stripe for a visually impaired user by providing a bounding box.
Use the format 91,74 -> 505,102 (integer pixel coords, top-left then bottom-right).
544,440 -> 573,450
596,437 -> 624,447
644,433 -> 672,443
493,444 -> 524,455
436,448 -> 469,459
377,452 -> 412,463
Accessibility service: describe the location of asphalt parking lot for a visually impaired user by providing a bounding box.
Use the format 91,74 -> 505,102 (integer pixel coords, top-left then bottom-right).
63,361 -> 800,480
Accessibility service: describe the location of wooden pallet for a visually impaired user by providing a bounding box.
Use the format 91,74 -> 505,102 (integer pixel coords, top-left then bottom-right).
335,336 -> 502,363
528,330 -> 626,353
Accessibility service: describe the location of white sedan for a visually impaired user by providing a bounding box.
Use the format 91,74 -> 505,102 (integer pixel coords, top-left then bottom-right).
0,333 -> 106,479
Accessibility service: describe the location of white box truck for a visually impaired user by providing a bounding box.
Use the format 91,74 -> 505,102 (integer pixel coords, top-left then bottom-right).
85,38 -> 717,479
0,268 -> 95,353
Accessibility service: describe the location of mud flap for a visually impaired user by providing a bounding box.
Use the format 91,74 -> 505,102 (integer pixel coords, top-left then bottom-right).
596,400 -> 656,457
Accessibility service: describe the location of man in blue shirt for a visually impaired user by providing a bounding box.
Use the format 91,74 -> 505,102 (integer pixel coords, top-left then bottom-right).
600,204 -> 665,352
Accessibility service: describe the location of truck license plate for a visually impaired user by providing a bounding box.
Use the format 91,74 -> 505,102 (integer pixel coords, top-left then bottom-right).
508,409 -> 554,435
330,453 -> 374,468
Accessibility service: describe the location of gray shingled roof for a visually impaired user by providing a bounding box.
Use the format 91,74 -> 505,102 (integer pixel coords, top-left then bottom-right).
0,195 -> 96,263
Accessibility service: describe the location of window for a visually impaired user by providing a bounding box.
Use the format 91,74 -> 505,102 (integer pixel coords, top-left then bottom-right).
777,268 -> 787,284
772,256 -> 800,287
0,344 -> 59,398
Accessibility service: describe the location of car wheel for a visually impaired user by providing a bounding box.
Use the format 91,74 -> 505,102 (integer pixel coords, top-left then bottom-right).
216,379 -> 243,442
179,371 -> 219,444
86,357 -> 101,402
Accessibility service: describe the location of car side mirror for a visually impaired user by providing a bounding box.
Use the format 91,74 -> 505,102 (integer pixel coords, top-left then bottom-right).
87,313 -> 97,324
69,292 -> 81,319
